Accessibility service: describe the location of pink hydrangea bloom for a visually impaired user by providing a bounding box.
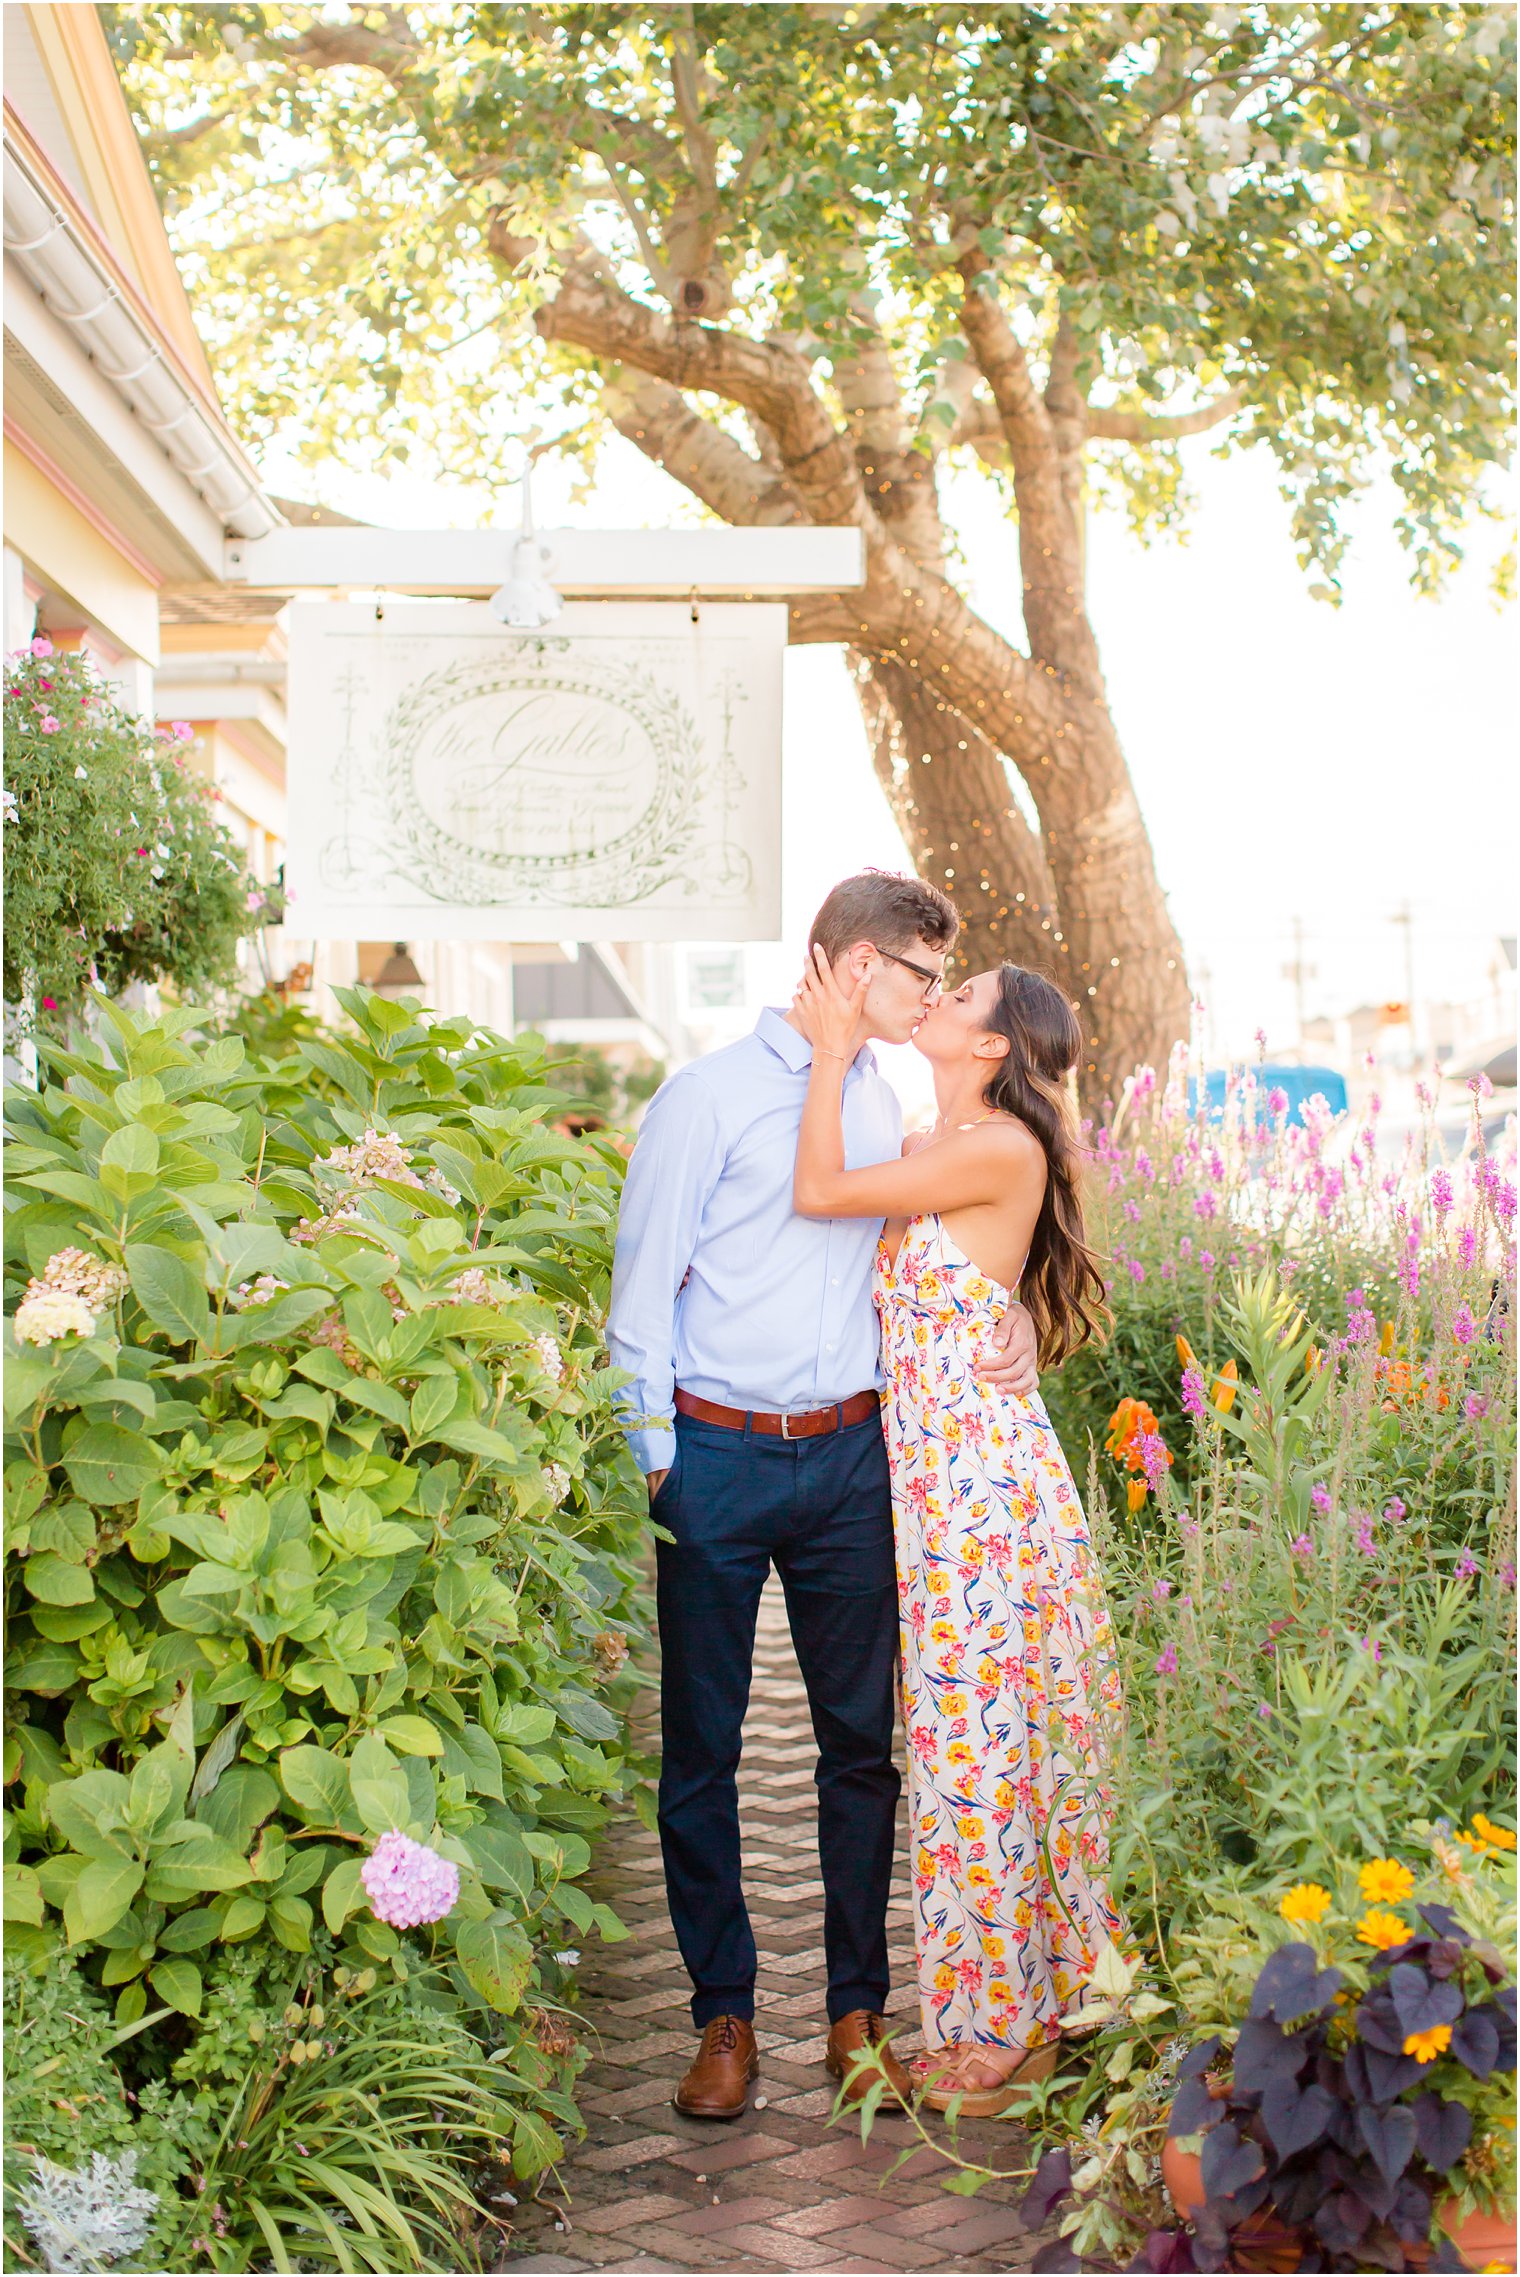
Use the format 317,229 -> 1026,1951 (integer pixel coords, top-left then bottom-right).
360,1831 -> 459,1928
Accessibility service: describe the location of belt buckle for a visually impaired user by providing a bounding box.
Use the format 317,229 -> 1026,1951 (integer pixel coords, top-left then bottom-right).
779,1408 -> 797,1440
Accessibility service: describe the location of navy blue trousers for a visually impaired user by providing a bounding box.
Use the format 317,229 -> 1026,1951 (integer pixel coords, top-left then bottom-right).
653,1406 -> 901,2030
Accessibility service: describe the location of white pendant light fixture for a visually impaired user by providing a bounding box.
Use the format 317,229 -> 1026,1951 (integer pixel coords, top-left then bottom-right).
488,462 -> 562,629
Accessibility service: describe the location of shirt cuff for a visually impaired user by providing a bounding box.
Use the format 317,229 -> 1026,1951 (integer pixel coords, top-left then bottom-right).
632,1423 -> 678,1476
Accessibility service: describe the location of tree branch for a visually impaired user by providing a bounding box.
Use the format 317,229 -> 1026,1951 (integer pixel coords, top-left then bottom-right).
1086,391 -> 1244,442
601,370 -> 808,525
537,263 -> 871,528
951,387 -> 1244,452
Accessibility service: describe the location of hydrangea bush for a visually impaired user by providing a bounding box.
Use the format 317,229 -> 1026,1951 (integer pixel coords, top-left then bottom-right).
2,643 -> 275,1025
2,989 -> 651,2264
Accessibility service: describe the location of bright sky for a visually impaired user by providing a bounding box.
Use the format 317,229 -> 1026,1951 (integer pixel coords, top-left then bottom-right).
265,425 -> 1515,1076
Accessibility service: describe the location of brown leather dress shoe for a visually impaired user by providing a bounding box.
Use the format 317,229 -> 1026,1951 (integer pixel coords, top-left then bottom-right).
825,2010 -> 911,2108
673,2014 -> 759,2120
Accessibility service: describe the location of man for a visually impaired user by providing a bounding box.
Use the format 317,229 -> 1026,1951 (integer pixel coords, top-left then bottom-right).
607,872 -> 1040,2120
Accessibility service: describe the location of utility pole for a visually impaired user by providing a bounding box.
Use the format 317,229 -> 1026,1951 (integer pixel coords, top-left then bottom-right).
1281,916 -> 1316,1060
1392,903 -> 1418,1056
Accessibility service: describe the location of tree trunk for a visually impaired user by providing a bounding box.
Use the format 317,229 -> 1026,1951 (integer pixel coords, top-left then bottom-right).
848,651 -> 1058,975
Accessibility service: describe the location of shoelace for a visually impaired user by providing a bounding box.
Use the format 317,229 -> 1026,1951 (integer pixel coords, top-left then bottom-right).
706,2015 -> 741,2054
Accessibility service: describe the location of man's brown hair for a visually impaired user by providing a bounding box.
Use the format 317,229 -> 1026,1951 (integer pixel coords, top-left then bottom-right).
807,870 -> 960,964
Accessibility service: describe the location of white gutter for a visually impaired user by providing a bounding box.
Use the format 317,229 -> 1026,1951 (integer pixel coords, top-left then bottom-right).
2,132 -> 279,541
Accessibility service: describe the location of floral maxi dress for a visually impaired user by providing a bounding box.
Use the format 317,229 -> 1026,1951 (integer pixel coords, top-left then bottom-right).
875,1214 -> 1123,2056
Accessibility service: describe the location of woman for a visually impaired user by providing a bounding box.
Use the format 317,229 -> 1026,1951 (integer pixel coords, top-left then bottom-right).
791,947 -> 1123,2117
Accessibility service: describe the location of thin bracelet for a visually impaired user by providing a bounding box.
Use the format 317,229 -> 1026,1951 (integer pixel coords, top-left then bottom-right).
812,1048 -> 850,1062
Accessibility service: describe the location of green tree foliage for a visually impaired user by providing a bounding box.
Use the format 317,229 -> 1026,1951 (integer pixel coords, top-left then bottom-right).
107,5 -> 1515,1087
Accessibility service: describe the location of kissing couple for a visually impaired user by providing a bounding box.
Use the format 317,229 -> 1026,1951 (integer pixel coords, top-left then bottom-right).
607,870 -> 1123,2122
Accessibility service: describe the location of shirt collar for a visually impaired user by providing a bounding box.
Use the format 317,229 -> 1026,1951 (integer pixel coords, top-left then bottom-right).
755,1005 -> 876,1076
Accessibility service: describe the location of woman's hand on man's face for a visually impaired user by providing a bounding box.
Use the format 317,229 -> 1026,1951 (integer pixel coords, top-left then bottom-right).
793,943 -> 867,1059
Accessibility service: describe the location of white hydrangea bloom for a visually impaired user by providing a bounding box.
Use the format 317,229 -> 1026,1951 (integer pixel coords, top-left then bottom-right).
543,1462 -> 571,1504
37,1248 -> 127,1310
424,1165 -> 462,1207
318,1129 -> 422,1188
230,1274 -> 289,1310
531,1332 -> 565,1383
18,2149 -> 158,2273
14,1289 -> 98,1345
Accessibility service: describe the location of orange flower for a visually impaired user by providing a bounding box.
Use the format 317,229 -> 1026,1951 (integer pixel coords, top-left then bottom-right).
1176,1334 -> 1198,1370
1305,1345 -> 1322,1375
1126,1477 -> 1148,1513
1213,1359 -> 1239,1413
1106,1397 -> 1162,1470
1404,2025 -> 1453,2065
1357,1909 -> 1413,1951
1379,1320 -> 1397,1357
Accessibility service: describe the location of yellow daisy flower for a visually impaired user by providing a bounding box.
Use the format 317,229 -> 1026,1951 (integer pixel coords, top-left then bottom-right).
1403,2025 -> 1453,2064
1358,1857 -> 1415,1906
1279,1883 -> 1333,1925
1472,1814 -> 1517,1852
1357,1909 -> 1413,1951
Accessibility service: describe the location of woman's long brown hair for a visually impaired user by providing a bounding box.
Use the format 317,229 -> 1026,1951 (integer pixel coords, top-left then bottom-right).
981,965 -> 1110,1366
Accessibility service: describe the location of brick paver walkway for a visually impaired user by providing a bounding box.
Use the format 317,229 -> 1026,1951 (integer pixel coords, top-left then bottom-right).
503,1578 -> 1067,2276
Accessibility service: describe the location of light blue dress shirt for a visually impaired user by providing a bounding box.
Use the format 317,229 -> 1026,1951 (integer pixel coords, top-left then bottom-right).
606,1006 -> 904,1474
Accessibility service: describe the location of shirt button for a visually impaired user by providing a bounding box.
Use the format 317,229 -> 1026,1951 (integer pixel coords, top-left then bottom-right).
831,1277 -> 839,1287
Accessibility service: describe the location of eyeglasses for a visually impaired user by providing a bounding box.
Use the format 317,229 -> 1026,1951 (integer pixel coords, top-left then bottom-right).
874,947 -> 944,1003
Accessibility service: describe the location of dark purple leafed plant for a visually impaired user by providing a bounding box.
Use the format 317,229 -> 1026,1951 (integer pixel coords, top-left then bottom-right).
1020,1914 -> 1515,2273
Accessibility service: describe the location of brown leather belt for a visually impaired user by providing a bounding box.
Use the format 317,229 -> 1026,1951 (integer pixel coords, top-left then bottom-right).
674,1387 -> 881,1440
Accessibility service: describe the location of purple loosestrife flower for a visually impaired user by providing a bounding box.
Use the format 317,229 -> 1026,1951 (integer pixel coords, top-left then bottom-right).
1311,1485 -> 1332,1514
1267,1087 -> 1288,1116
361,1831 -> 460,1928
1152,1579 -> 1173,1602
1431,1168 -> 1454,1215
1258,1703 -> 1273,1719
1361,1636 -> 1383,1662
1452,1302 -> 1477,1347
1498,1181 -> 1517,1229
1193,1191 -> 1218,1222
1129,1259 -> 1146,1284
1292,1536 -> 1314,1557
1354,1517 -> 1376,1555
1154,1644 -> 1179,1677
1384,1497 -> 1407,1522
1200,1250 -> 1215,1271
1459,1227 -> 1478,1267
1139,1431 -> 1171,1493
1454,1550 -> 1479,1581
1465,1394 -> 1490,1422
1501,1562 -> 1517,1591
1181,1366 -> 1207,1421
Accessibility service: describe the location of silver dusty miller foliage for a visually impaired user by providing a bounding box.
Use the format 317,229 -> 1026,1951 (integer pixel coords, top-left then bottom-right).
16,2149 -> 158,2273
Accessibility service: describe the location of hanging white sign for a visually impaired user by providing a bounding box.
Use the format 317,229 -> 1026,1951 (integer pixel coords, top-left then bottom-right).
285,601 -> 785,939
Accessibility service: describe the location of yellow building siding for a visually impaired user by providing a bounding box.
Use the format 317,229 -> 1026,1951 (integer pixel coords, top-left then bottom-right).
4,438 -> 160,664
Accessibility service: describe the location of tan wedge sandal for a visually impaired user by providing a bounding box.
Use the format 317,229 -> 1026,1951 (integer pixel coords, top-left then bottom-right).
919,2038 -> 1061,2118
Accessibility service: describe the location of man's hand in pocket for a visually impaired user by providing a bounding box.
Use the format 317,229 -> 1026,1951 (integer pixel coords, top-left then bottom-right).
647,1468 -> 670,1505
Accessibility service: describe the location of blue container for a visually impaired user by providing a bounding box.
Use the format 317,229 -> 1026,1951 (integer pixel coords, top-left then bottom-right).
1189,1063 -> 1348,1128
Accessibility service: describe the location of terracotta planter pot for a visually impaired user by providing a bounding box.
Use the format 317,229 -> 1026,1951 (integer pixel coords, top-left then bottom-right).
1421,2200 -> 1519,2273
1159,2137 -> 1302,2273
1162,2131 -> 1516,2275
